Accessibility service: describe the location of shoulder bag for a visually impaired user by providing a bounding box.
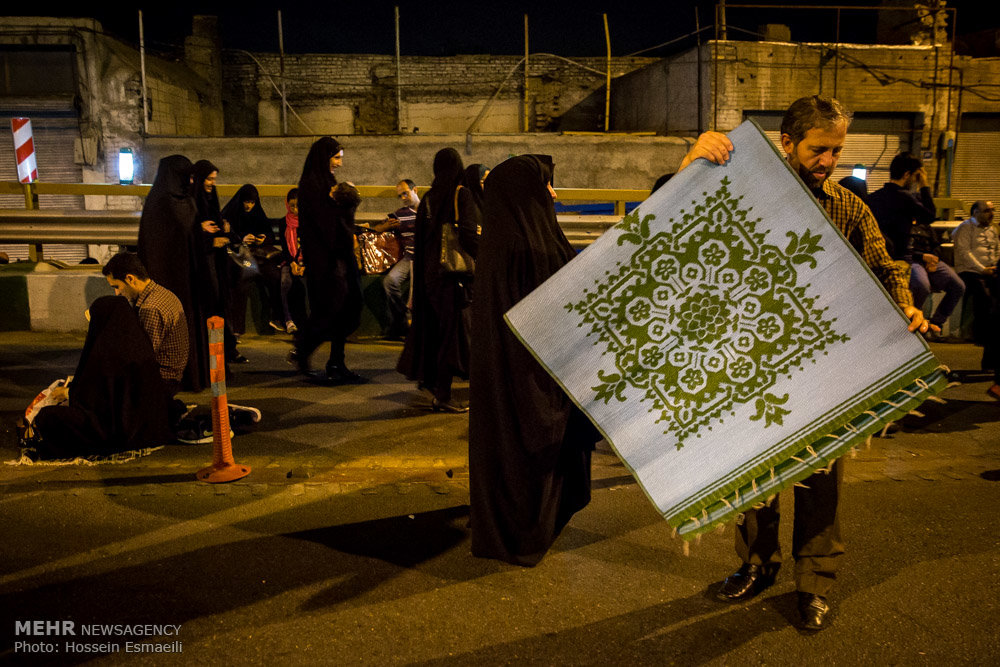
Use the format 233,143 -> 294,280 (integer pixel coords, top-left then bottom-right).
439,185 -> 475,275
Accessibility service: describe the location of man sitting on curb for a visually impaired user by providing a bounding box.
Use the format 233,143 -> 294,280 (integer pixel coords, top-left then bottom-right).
102,252 -> 260,441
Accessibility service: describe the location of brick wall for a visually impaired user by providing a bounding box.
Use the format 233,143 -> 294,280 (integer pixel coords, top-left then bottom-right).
221,51 -> 658,135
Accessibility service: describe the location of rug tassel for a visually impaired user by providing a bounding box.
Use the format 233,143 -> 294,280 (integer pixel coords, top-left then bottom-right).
716,523 -> 725,534
865,435 -> 873,449
925,395 -> 947,404
914,378 -> 930,391
946,382 -> 961,389
908,410 -> 925,418
879,423 -> 891,438
850,447 -> 858,459
794,482 -> 810,489
682,540 -> 690,557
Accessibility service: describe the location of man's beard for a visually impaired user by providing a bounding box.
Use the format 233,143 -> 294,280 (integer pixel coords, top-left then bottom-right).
796,162 -> 832,191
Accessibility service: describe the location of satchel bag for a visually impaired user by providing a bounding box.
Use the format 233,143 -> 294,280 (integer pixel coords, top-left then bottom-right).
439,185 -> 475,275
227,243 -> 260,280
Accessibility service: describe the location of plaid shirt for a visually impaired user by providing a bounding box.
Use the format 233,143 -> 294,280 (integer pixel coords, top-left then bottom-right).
134,281 -> 189,382
817,179 -> 913,308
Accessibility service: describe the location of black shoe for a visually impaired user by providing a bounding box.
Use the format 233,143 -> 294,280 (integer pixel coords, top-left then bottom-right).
797,593 -> 830,631
431,398 -> 469,413
716,563 -> 779,601
229,353 -> 250,364
318,364 -> 364,385
287,348 -> 309,374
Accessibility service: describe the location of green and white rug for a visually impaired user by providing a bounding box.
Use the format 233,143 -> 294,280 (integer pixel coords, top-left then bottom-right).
505,120 -> 947,539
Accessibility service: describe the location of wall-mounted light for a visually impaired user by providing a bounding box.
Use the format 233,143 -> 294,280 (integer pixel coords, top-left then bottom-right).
119,148 -> 135,185
852,163 -> 867,181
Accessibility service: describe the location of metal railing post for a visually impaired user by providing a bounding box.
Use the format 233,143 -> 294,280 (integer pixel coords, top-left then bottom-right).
23,182 -> 43,262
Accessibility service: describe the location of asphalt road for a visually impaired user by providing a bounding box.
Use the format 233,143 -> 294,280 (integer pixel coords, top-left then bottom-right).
1,332 -> 997,665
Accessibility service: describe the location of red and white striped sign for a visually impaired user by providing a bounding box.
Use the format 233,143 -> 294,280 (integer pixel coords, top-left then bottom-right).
11,117 -> 38,184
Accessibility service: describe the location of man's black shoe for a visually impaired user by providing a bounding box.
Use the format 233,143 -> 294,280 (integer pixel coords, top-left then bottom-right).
229,353 -> 250,364
315,364 -> 364,385
716,563 -> 779,601
797,593 -> 830,631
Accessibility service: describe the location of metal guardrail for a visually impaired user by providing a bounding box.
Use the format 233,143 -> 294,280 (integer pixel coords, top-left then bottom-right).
0,182 -> 643,257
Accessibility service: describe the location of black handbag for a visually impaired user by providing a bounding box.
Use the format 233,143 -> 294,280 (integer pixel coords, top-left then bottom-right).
227,243 -> 260,280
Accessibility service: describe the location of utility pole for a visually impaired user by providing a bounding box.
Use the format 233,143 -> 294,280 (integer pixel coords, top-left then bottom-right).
278,10 -> 287,135
138,11 -> 149,135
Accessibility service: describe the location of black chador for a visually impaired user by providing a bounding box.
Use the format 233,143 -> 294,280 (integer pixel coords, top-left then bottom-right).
469,155 -> 599,566
293,137 -> 363,382
138,155 -> 209,391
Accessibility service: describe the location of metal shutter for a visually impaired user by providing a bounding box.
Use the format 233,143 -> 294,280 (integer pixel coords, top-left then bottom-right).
1,98 -> 86,262
951,115 -> 1000,214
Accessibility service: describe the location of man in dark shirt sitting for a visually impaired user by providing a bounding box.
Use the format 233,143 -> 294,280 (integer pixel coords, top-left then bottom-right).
867,152 -> 964,332
374,179 -> 420,340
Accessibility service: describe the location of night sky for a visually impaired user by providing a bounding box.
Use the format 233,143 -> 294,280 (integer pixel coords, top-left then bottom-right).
6,1 -> 999,57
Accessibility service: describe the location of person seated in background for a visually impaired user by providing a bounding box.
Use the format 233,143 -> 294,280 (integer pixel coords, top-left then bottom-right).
867,153 -> 965,333
221,184 -> 285,337
952,200 -> 998,373
277,188 -> 307,334
29,295 -> 171,461
371,179 -> 421,340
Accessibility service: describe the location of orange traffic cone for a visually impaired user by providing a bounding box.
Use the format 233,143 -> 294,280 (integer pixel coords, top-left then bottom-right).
196,316 -> 251,483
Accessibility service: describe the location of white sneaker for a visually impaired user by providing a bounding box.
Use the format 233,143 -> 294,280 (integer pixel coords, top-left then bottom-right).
285,320 -> 298,333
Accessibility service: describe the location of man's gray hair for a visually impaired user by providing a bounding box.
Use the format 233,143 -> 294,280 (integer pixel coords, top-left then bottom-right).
780,95 -> 853,145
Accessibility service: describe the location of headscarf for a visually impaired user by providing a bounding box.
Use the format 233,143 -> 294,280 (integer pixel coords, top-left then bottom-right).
428,147 -> 464,213
192,159 -> 221,225
462,163 -> 488,210
222,184 -> 272,241
299,136 -> 342,196
477,154 -> 572,289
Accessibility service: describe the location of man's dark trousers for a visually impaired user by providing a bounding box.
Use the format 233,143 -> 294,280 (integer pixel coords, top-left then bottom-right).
735,458 -> 844,596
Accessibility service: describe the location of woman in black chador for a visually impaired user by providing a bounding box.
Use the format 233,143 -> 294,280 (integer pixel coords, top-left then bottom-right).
291,136 -> 364,384
192,159 -> 241,363
222,183 -> 284,337
32,296 -> 170,459
397,147 -> 480,412
469,154 -> 599,566
138,154 -> 209,391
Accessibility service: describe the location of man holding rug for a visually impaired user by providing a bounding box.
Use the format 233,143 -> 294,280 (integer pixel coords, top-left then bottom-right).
678,95 -> 931,631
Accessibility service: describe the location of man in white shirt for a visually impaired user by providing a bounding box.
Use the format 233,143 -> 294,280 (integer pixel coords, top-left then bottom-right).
951,200 -> 999,391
